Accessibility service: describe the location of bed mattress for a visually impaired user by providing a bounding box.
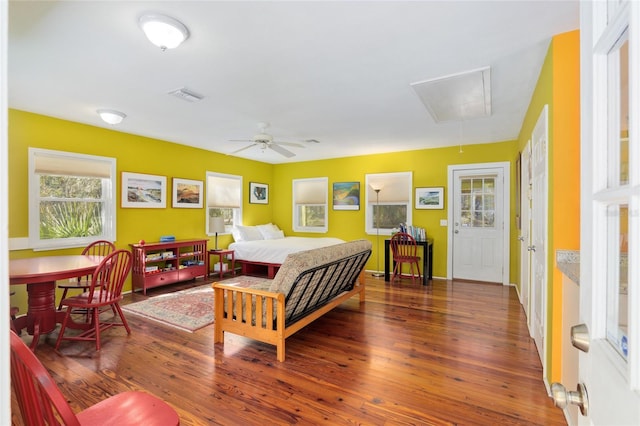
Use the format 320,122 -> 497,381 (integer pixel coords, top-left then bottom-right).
229,237 -> 345,265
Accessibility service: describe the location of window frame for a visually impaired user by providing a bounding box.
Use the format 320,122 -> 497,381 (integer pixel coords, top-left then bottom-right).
28,148 -> 116,250
292,177 -> 328,233
365,172 -> 413,236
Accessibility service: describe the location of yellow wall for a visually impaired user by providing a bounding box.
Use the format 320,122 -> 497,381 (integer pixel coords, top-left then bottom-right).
8,109 -> 273,307
8,108 -> 519,311
273,142 -> 519,279
516,30 -> 580,382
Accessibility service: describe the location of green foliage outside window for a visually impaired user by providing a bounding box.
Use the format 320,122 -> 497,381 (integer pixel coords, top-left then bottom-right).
373,205 -> 407,229
39,176 -> 104,239
298,205 -> 325,227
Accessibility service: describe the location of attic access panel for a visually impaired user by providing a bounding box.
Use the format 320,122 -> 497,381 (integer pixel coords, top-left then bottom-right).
411,66 -> 491,123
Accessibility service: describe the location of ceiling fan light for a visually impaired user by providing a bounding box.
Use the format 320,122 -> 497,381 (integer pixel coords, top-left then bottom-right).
97,109 -> 126,125
139,14 -> 189,51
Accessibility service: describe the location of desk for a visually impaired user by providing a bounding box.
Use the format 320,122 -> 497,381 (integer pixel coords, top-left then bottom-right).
208,249 -> 235,279
9,255 -> 103,350
384,238 -> 433,285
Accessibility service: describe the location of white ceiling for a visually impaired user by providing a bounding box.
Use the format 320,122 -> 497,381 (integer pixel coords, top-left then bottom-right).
8,1 -> 579,164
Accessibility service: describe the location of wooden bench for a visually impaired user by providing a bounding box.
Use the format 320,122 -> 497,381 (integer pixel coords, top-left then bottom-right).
213,239 -> 372,362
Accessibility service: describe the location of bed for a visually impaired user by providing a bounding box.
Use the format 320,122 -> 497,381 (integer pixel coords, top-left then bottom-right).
228,224 -> 344,278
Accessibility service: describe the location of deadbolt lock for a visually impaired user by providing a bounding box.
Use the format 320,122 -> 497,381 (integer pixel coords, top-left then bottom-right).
571,323 -> 590,353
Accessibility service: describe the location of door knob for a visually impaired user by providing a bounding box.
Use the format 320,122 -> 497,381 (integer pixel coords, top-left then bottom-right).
454,230 -> 459,234
527,245 -> 536,252
550,382 -> 589,416
571,323 -> 590,353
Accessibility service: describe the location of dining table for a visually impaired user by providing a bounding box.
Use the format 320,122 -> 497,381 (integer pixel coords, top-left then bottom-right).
9,254 -> 104,350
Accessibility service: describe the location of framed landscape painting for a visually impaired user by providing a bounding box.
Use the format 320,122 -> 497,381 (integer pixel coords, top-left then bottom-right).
122,172 -> 167,208
415,187 -> 444,210
172,178 -> 203,208
333,181 -> 360,210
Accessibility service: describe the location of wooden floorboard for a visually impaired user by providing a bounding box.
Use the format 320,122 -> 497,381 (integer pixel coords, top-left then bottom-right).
11,276 -> 566,425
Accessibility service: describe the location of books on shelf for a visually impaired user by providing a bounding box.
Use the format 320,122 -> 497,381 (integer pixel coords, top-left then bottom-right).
398,223 -> 426,241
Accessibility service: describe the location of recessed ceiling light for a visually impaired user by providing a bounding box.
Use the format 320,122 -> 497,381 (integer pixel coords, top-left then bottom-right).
138,13 -> 189,51
97,109 -> 126,125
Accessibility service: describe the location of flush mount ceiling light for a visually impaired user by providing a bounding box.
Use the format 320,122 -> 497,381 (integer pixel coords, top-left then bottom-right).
138,13 -> 189,51
97,109 -> 126,125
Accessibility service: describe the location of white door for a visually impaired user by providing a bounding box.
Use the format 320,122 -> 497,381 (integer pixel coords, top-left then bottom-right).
558,1 -> 640,423
520,140 -> 532,319
449,163 -> 509,285
531,106 -> 548,364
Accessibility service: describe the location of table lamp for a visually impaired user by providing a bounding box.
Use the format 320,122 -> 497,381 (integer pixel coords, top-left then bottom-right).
209,216 -> 225,250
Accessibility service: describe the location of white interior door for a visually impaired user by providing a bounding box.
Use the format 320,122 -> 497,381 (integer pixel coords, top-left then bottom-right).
449,163 -> 509,285
520,140 -> 532,319
531,106 -> 548,364
573,1 -> 640,423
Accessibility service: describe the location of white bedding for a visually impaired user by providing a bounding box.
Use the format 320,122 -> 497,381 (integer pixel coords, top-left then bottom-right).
229,237 -> 345,265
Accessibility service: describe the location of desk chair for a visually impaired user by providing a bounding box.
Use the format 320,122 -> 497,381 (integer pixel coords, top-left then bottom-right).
389,232 -> 422,284
10,330 -> 180,425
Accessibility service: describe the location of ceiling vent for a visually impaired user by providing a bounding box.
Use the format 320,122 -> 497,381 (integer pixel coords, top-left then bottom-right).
410,66 -> 491,123
168,87 -> 204,103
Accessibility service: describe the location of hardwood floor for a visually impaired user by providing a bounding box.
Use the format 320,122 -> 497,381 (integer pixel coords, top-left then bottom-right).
12,276 -> 566,425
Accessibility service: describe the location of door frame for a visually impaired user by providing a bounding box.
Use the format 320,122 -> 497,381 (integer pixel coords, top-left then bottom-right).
447,162 -> 511,286
519,140 -> 532,318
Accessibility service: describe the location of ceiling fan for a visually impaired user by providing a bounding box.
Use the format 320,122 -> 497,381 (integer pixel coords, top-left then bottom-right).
229,122 -> 312,158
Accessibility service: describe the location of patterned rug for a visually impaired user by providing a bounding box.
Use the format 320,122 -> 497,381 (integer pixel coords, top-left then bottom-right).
121,276 -> 272,332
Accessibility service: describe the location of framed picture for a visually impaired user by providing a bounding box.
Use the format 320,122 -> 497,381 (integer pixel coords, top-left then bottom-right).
333,181 -> 360,210
249,182 -> 269,204
121,172 -> 167,208
415,187 -> 444,210
172,178 -> 203,208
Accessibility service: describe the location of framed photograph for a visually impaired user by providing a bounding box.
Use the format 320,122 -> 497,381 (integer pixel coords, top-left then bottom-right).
333,181 -> 360,210
121,172 -> 167,208
172,178 -> 203,208
415,187 -> 444,210
249,182 -> 269,204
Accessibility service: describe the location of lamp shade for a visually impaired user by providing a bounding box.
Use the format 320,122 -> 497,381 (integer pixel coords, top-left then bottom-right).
139,14 -> 189,50
209,216 -> 225,234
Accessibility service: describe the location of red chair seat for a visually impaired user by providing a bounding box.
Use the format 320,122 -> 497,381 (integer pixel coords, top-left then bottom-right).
76,391 -> 179,425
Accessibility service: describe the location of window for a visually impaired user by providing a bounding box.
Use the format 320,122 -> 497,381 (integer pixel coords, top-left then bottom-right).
29,148 -> 116,250
206,172 -> 242,233
292,177 -> 328,233
459,176 -> 496,228
365,172 -> 412,235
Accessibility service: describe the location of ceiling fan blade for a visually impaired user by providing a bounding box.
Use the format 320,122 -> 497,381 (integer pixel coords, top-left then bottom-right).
269,143 -> 296,158
229,139 -> 253,142
274,141 -> 305,148
229,143 -> 258,155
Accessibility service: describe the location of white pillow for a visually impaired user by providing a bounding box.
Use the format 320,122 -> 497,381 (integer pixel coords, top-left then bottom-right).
231,227 -> 244,242
257,223 -> 280,239
237,225 -> 264,241
263,229 -> 285,240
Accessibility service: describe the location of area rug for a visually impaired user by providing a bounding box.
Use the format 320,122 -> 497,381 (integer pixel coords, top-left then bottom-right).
121,276 -> 272,332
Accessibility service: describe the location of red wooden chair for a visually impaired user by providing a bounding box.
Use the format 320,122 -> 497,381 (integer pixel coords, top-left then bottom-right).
10,330 -> 180,425
56,249 -> 132,352
58,240 -> 116,310
389,232 -> 422,284
10,291 -> 20,335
